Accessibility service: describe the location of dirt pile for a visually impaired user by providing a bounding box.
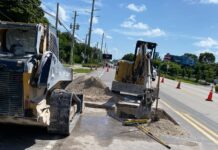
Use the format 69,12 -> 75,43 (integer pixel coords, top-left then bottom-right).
143,119 -> 189,137
66,75 -> 114,102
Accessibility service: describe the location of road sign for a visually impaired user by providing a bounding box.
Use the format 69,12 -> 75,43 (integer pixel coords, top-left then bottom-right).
102,54 -> 112,60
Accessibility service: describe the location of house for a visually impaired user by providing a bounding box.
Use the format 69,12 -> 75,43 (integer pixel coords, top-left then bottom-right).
164,53 -> 195,66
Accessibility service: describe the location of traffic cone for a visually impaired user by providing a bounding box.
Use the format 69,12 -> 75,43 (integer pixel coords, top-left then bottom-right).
206,90 -> 213,102
176,81 -> 181,89
161,77 -> 164,83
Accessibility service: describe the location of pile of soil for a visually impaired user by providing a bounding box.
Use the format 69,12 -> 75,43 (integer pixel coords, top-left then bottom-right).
143,119 -> 189,137
66,75 -> 117,102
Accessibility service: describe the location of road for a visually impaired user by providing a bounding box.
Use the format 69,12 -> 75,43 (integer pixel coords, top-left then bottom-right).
0,67 -> 217,149
92,68 -> 218,149
159,78 -> 218,149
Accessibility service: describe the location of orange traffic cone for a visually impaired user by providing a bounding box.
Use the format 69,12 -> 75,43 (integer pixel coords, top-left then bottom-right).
161,77 -> 164,83
176,81 -> 181,89
206,90 -> 213,102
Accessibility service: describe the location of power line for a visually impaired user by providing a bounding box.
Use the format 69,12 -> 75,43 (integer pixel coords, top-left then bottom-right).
0,10 -> 13,22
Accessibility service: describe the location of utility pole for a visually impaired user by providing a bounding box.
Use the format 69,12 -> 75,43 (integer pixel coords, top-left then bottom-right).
84,33 -> 88,63
70,11 -> 78,65
100,33 -> 104,54
104,43 -> 107,54
55,3 -> 59,31
88,0 -> 95,47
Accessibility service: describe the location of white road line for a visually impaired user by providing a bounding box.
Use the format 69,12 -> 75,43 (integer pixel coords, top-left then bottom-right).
98,70 -> 105,78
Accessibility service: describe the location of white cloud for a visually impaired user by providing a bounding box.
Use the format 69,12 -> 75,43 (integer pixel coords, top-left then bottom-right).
129,15 -> 136,22
127,3 -> 146,12
93,16 -> 99,24
121,21 -> 149,30
194,37 -> 218,48
118,15 -> 166,38
187,0 -> 218,4
114,28 -> 166,37
93,28 -> 104,35
59,6 -> 69,22
93,28 -> 112,39
106,35 -> 112,39
121,15 -> 149,30
200,0 -> 218,4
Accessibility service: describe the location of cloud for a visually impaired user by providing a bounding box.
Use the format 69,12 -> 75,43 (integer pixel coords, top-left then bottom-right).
59,6 -> 69,22
106,35 -> 112,39
186,0 -> 218,4
93,16 -> 99,24
127,3 -> 146,12
118,15 -> 166,38
121,15 -> 149,30
93,28 -> 104,35
194,37 -> 218,48
93,28 -> 112,39
129,15 -> 136,22
114,28 -> 166,37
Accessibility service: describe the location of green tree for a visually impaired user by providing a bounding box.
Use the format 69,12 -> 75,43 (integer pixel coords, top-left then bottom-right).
184,53 -> 198,62
122,53 -> 134,61
0,0 -> 48,23
199,52 -> 215,64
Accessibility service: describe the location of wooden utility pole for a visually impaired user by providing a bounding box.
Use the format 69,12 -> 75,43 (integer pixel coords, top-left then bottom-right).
88,0 -> 95,47
70,11 -> 78,65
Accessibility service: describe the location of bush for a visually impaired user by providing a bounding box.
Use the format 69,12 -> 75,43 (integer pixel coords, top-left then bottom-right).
215,85 -> 218,93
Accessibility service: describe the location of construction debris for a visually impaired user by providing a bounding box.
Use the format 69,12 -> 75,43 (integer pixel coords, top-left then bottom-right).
66,76 -> 121,102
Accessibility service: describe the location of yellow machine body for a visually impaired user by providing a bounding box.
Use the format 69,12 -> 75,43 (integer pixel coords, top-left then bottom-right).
115,50 -> 146,85
115,60 -> 133,82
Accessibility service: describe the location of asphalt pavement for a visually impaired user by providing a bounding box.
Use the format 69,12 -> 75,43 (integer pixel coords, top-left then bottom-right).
0,67 -> 217,150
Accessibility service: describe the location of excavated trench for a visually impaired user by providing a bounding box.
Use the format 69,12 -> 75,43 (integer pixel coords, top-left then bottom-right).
67,75 -> 189,138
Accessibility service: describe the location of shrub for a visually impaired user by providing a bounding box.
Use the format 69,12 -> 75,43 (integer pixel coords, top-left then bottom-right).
215,85 -> 218,93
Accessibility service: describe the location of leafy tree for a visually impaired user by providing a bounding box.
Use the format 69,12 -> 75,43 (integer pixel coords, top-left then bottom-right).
0,0 -> 48,23
122,53 -> 134,61
184,53 -> 198,62
199,52 -> 215,64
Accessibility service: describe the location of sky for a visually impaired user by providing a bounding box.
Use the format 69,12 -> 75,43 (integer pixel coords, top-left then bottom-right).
41,0 -> 218,60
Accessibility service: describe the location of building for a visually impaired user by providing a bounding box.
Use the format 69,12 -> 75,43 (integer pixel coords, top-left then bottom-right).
164,53 -> 195,66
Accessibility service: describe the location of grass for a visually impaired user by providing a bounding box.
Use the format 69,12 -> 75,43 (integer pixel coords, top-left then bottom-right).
162,74 -> 199,85
73,68 -> 93,73
177,78 -> 198,85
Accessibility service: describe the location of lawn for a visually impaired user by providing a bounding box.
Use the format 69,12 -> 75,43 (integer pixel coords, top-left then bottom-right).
73,68 -> 93,73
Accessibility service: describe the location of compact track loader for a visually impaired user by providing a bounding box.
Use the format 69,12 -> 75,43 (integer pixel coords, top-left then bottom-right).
0,21 -> 83,135
112,40 -> 158,118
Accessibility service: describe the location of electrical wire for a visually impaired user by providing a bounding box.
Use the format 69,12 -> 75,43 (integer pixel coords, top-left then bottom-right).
0,10 -> 13,22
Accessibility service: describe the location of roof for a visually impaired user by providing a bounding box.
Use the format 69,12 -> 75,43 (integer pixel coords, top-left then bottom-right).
0,21 -> 40,30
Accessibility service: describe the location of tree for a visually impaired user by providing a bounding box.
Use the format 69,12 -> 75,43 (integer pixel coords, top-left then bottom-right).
184,53 -> 198,62
0,0 -> 48,23
122,53 -> 134,61
199,52 -> 215,64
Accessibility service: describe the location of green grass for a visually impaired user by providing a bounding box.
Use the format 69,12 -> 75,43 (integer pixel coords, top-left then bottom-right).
73,68 -> 93,73
177,78 -> 198,85
162,74 -> 199,85
63,64 -> 72,67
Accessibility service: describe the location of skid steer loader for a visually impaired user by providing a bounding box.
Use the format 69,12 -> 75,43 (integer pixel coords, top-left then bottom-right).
0,21 -> 83,135
111,40 -> 158,118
